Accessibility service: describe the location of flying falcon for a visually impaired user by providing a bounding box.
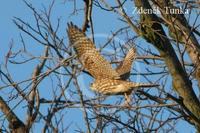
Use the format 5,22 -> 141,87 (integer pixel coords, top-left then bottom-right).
67,22 -> 158,103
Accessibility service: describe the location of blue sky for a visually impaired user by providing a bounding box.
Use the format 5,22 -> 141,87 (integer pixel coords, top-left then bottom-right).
0,0 -> 197,132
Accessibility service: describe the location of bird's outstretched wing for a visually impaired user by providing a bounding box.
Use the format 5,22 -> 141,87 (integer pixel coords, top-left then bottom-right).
116,48 -> 136,80
67,22 -> 120,79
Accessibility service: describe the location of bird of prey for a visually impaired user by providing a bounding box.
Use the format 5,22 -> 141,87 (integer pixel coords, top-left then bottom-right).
67,22 -> 158,102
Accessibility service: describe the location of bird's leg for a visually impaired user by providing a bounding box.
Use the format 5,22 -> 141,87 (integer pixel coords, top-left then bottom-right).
123,91 -> 132,107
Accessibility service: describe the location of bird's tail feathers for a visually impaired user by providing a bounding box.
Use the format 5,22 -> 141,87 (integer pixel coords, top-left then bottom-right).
131,83 -> 159,88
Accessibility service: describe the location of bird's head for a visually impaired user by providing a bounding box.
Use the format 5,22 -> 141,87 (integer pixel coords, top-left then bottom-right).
90,82 -> 96,91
